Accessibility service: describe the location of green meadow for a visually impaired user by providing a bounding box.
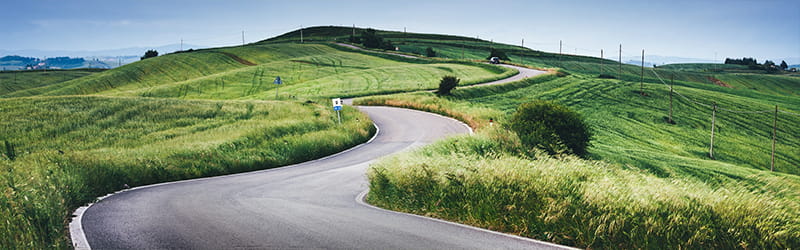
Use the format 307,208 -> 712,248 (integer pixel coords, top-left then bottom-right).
335,26 -> 800,248
0,28 -> 518,248
0,96 -> 374,248
2,25 -> 798,249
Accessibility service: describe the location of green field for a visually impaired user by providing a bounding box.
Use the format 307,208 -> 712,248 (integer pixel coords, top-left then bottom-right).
357,72 -> 800,248
2,26 -> 799,248
0,69 -> 103,96
0,96 -> 374,248
3,44 -> 513,99
0,28 -> 521,248
333,26 -> 800,248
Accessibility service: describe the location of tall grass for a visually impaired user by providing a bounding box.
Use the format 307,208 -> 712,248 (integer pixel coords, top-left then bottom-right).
367,127 -> 800,248
0,69 -> 101,96
0,96 -> 374,248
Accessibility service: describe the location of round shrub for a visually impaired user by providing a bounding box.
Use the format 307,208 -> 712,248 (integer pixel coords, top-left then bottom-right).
509,100 -> 591,157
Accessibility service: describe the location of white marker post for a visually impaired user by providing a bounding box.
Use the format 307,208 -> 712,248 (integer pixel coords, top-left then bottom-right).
273,76 -> 283,99
332,98 -> 343,125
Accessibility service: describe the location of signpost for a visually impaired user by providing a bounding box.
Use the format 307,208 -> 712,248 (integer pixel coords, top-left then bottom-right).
273,76 -> 283,99
332,98 -> 342,124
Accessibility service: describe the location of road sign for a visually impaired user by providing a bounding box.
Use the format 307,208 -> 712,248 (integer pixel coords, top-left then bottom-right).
273,76 -> 283,84
332,98 -> 342,108
332,98 -> 343,124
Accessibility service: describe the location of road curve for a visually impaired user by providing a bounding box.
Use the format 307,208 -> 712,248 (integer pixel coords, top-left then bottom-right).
333,42 -> 548,88
79,106 -> 568,249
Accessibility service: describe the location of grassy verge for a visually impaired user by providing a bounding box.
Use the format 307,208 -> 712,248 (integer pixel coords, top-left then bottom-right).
366,127 -> 799,248
358,69 -> 800,248
0,96 -> 374,248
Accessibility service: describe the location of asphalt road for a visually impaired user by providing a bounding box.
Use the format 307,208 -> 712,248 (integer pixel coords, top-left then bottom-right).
80,106 -> 568,249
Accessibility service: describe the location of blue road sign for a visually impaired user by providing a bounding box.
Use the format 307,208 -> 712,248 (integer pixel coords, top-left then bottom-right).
273,76 -> 282,84
333,106 -> 342,111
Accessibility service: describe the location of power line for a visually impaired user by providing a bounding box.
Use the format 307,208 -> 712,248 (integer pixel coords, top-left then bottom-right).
650,68 -> 779,113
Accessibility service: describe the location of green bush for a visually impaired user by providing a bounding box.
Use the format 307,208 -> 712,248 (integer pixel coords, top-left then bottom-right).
425,47 -> 437,57
509,100 -> 591,156
436,76 -> 460,96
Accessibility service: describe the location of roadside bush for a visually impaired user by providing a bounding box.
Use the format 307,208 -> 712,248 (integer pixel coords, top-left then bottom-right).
436,76 -> 460,96
425,47 -> 437,57
509,100 -> 591,156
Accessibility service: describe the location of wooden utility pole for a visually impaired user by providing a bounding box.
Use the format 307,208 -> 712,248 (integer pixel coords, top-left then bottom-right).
771,105 -> 778,171
559,40 -> 563,63
709,102 -> 717,159
618,44 -> 622,79
242,31 -> 245,46
461,40 -> 465,60
669,75 -> 674,124
352,24 -> 356,37
640,49 -> 645,95
600,49 -> 604,76
300,26 -> 304,43
521,38 -> 525,65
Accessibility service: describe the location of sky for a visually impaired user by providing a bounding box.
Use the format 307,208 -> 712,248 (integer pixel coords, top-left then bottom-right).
1,0 -> 798,63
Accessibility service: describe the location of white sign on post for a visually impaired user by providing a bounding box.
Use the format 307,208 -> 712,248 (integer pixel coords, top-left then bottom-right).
332,98 -> 342,110
332,98 -> 343,124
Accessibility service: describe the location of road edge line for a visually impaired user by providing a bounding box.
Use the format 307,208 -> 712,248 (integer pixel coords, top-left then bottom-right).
355,190 -> 576,249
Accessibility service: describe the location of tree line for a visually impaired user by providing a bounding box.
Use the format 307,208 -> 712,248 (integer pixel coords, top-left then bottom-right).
724,57 -> 789,72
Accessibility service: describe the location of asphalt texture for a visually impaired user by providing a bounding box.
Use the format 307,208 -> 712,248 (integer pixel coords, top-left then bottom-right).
81,106 -> 567,249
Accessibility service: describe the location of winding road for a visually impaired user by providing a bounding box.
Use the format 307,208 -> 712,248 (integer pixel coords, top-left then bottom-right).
73,44 -> 560,249
77,107 -> 567,249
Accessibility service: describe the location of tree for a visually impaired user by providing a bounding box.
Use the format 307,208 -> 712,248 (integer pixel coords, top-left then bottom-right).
141,50 -> 159,60
509,100 -> 592,157
780,60 -> 789,70
436,76 -> 460,96
486,48 -> 510,61
360,28 -> 393,50
425,47 -> 437,57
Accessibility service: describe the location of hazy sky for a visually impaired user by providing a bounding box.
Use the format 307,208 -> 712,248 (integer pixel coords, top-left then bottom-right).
2,0 -> 798,62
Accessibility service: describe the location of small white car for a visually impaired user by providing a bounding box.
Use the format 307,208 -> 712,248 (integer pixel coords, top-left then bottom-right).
489,57 -> 501,64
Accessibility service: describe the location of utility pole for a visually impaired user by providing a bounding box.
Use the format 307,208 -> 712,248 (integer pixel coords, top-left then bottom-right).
559,40 -> 562,63
300,26 -> 304,43
461,40 -> 465,60
618,44 -> 622,79
771,105 -> 778,171
242,31 -> 245,46
669,75 -> 674,124
521,38 -> 525,65
709,102 -> 717,159
600,49 -> 604,76
180,38 -> 183,51
352,24 -> 356,37
640,49 -> 645,96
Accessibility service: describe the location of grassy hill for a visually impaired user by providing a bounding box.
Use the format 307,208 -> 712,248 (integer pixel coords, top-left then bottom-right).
335,26 -> 800,248
2,25 -> 798,248
0,69 -> 103,95
0,27 -> 520,248
3,43 -> 513,99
